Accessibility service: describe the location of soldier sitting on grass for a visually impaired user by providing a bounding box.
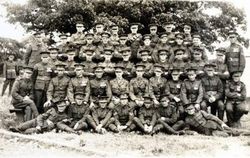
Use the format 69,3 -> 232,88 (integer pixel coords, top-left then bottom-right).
133,94 -> 157,134
152,95 -> 185,135
86,96 -> 113,134
9,100 -> 72,134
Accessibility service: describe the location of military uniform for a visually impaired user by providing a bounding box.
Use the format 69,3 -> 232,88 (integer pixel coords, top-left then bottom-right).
2,57 -> 17,96
110,78 -> 129,97
225,72 -> 248,128
11,66 -> 39,121
149,75 -> 167,101
33,52 -> 53,113
129,76 -> 149,102
201,64 -> 224,120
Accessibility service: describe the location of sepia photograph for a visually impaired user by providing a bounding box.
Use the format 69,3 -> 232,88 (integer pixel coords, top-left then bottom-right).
0,0 -> 249,157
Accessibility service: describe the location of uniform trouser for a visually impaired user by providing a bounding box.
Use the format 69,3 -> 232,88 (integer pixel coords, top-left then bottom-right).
86,115 -> 111,132
13,100 -> 39,120
56,122 -> 75,133
106,117 -> 136,132
2,78 -> 15,96
34,89 -> 47,114
153,120 -> 185,134
201,100 -> 225,120
133,117 -> 154,133
226,100 -> 248,127
70,120 -> 88,131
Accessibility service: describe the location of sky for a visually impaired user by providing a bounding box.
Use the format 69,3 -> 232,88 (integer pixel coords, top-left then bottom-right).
0,0 -> 249,42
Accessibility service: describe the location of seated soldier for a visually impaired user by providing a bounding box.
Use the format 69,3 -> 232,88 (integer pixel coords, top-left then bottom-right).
181,66 -> 203,110
184,103 -> 244,137
86,96 -> 113,134
68,93 -> 90,131
171,48 -> 187,78
225,71 -> 248,128
9,100 -> 73,134
201,63 -> 224,120
11,65 -> 39,121
137,49 -> 154,79
107,93 -> 136,133
153,95 -> 185,135
133,94 -> 157,134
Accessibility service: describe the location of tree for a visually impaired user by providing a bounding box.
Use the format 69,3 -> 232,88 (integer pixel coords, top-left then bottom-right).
4,0 -> 249,47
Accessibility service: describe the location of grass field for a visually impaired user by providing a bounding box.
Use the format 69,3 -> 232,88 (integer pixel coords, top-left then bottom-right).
0,80 -> 250,157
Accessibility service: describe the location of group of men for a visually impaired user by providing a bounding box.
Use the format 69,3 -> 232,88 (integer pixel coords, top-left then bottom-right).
6,21 -> 249,136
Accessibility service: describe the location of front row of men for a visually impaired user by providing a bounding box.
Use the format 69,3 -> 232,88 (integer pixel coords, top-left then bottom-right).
9,60 -> 249,136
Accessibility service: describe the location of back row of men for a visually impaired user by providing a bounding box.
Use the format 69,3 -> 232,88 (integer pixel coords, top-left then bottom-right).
4,21 -> 248,136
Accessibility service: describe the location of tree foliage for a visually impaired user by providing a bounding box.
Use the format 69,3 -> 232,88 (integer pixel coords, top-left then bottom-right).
4,0 -> 249,47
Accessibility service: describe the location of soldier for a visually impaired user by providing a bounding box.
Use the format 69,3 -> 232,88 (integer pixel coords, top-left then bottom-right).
67,63 -> 90,105
93,22 -> 105,45
70,21 -> 86,45
200,63 -> 224,120
83,48 -> 96,77
11,66 -> 39,121
225,71 -> 248,128
137,34 -> 154,60
162,21 -> 175,40
33,51 -> 53,113
128,23 -> 143,61
120,47 -> 135,80
148,23 -> 159,46
44,63 -> 70,109
79,33 -> 96,56
166,67 -> 184,118
86,96 -> 113,134
153,95 -> 185,135
225,30 -> 245,75
89,64 -> 112,107
133,94 -> 157,134
68,93 -> 90,131
183,103 -> 242,136
155,48 -> 171,73
171,48 -> 187,74
97,32 -> 114,55
10,100 -> 71,134
215,47 -> 230,81
181,66 -> 203,110
137,49 -> 154,79
117,34 -> 130,53
169,32 -> 190,62
109,64 -> 129,109
2,53 -> 17,96
65,48 -> 77,78
109,24 -> 120,47
24,31 -> 47,67
48,47 -> 59,70
101,47 -> 115,78
183,23 -> 192,41
188,34 -> 208,62
108,93 -> 136,132
149,64 -> 167,107
188,47 -> 206,78
129,64 -> 149,109
57,34 -> 69,54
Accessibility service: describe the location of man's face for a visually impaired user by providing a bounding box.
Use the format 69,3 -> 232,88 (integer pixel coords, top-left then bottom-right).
171,73 -> 180,81
144,39 -> 151,46
184,26 -> 191,34
60,36 -> 68,43
50,51 -> 58,60
150,26 -> 157,35
56,68 -> 65,77
205,69 -> 214,77
229,35 -> 237,43
122,52 -> 131,61
160,36 -> 168,43
95,69 -> 104,78
111,26 -> 119,34
154,69 -> 163,77
216,54 -> 224,62
130,25 -> 138,34
136,68 -> 144,77
141,55 -> 148,62
115,68 -> 123,78
75,98 -> 84,106
75,68 -> 83,77
161,99 -> 169,107
41,55 -> 50,64
164,24 -> 173,32
67,53 -> 75,61
193,52 -> 202,60
119,38 -> 127,45
233,75 -> 241,82
192,38 -> 201,46
102,36 -> 109,44
8,55 -> 14,61
57,103 -> 67,112
86,37 -> 93,44
176,38 -> 183,45
76,24 -> 85,32
99,101 -> 107,108
188,71 -> 196,81
104,53 -> 112,61
35,34 -> 42,42
86,52 -> 93,61
144,102 -> 151,109
159,53 -> 167,61
96,24 -> 104,33
186,107 -> 195,115
175,53 -> 183,60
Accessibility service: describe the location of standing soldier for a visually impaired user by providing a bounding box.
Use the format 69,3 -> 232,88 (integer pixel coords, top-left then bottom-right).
137,34 -> 154,60
79,33 -> 96,56
11,66 -> 39,121
109,24 -> 120,47
162,21 -> 175,40
2,53 -> 17,96
215,47 -> 230,81
225,71 -> 248,128
137,49 -> 154,79
57,34 -> 69,54
117,34 -> 129,53
225,30 -> 245,75
129,64 -> 149,110
181,66 -> 203,110
33,51 -> 53,113
201,63 -> 224,120
48,47 -> 59,70
149,64 -> 167,107
44,63 -> 70,109
148,23 -> 159,47
183,23 -> 192,41
70,21 -> 86,45
89,63 -> 112,108
67,63 -> 90,105
109,63 -> 129,109
93,22 -> 105,45
24,31 -> 47,67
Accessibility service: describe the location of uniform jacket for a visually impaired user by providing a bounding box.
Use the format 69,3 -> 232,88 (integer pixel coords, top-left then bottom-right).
181,79 -> 203,104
